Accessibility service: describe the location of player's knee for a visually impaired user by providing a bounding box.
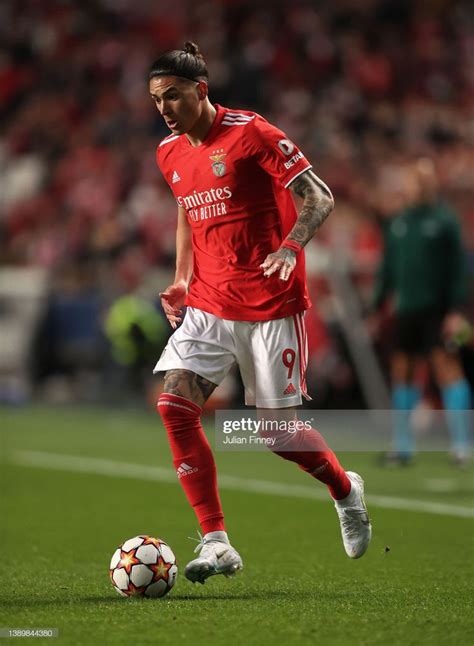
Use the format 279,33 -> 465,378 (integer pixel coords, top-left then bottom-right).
430,349 -> 464,386
161,369 -> 214,408
256,408 -> 287,450
162,369 -> 190,399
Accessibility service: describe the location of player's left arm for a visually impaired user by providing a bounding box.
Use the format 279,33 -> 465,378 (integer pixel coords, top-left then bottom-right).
260,169 -> 334,281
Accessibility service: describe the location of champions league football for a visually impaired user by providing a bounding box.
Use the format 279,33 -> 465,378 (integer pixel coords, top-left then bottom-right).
109,536 -> 178,598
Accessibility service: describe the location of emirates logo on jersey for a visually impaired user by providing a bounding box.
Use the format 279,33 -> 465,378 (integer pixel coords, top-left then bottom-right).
176,186 -> 233,222
210,149 -> 227,177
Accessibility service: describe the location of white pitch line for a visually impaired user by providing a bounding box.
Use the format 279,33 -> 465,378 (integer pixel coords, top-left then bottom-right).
9,450 -> 474,519
423,478 -> 458,493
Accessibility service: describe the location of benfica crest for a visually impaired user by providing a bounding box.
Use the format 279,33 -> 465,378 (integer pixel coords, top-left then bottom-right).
210,149 -> 227,177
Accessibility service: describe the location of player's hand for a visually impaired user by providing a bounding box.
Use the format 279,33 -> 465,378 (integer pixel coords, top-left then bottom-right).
260,248 -> 297,281
442,312 -> 467,339
159,281 -> 187,329
442,311 -> 473,348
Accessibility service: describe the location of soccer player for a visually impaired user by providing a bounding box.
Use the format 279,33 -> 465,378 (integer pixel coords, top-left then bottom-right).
150,42 -> 371,583
373,158 -> 472,465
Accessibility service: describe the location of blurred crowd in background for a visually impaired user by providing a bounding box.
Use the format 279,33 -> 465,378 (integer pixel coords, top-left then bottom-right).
0,0 -> 473,408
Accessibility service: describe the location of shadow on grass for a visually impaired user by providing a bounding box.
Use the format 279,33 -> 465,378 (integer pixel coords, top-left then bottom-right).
1,588 -> 329,609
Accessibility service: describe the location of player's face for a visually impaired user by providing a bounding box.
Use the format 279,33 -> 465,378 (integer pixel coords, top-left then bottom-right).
149,76 -> 204,135
414,158 -> 438,202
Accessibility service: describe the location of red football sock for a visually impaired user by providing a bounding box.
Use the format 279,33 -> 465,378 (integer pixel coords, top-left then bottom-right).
157,393 -> 225,534
264,424 -> 351,500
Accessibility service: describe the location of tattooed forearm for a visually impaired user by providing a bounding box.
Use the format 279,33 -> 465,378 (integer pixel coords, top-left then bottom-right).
163,369 -> 217,408
287,170 -> 334,247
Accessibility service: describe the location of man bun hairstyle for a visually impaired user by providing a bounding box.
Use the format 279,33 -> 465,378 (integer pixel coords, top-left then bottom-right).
149,41 -> 208,83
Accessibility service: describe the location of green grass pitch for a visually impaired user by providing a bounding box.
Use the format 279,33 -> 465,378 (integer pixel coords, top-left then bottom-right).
1,405 -> 473,645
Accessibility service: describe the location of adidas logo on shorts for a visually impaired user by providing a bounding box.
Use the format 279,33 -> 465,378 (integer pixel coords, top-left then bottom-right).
177,462 -> 198,478
283,383 -> 297,395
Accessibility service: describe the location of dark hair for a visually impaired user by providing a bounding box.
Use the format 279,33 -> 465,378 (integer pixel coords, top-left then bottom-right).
149,41 -> 208,83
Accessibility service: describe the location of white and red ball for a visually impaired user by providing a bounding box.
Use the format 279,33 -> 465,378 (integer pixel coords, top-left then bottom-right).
109,535 -> 177,598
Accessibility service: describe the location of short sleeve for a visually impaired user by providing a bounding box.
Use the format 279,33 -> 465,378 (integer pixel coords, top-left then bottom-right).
242,116 -> 312,188
156,134 -> 181,191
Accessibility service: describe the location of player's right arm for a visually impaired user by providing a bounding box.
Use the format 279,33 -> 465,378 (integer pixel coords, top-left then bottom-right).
160,206 -> 193,329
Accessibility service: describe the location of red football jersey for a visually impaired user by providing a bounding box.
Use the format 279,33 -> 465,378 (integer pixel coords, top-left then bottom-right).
156,104 -> 312,321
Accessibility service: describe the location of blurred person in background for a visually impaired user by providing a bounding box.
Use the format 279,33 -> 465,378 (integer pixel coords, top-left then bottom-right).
372,158 -> 472,466
104,291 -> 167,398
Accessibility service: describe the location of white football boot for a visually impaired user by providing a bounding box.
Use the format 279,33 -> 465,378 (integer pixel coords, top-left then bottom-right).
185,531 -> 243,584
334,471 -> 372,559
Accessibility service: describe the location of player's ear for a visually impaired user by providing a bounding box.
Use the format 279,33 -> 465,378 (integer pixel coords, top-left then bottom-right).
196,81 -> 208,100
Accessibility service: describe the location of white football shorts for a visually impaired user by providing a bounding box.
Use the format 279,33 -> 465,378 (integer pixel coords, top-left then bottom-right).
153,307 -> 311,408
